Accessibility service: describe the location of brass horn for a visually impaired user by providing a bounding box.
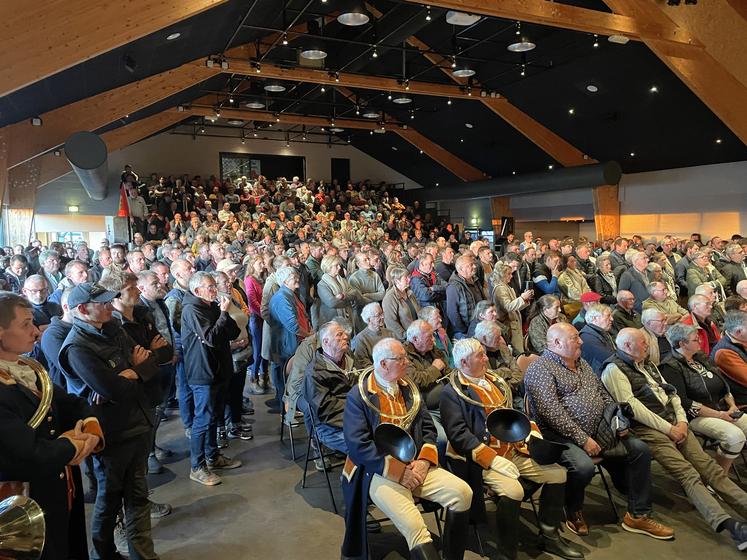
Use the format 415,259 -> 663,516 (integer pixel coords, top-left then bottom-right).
0,496 -> 46,560
15,357 -> 53,430
449,369 -> 531,443
357,366 -> 422,463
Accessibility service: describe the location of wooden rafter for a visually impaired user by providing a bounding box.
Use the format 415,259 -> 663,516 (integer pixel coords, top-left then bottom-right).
0,0 -> 227,98
402,0 -> 700,54
604,0 -> 747,145
5,61 -> 213,170
335,84 -> 485,181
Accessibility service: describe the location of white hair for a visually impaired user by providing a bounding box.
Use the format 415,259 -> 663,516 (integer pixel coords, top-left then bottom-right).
584,304 -> 609,325
274,265 -> 298,286
474,320 -> 501,343
452,338 -> 483,370
361,302 -> 382,323
641,308 -> 664,325
615,327 -> 641,349
372,338 -> 402,371
406,319 -> 431,342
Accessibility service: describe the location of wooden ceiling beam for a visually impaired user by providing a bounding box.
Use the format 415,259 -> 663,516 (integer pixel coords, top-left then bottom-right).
221,58 -> 481,100
0,0 -> 227,98
336,83 -> 486,181
402,0 -> 700,53
5,61 -> 213,170
604,0 -> 747,145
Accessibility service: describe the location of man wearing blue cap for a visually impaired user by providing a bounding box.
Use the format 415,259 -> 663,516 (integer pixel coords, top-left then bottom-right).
59,282 -> 159,560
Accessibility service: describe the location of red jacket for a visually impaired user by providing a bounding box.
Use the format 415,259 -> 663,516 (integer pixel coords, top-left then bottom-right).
245,275 -> 264,316
681,313 -> 721,355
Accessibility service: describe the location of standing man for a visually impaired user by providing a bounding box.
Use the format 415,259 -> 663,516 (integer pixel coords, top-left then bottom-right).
48,260 -> 89,305
446,255 -> 485,339
59,282 -> 160,560
181,271 -> 242,486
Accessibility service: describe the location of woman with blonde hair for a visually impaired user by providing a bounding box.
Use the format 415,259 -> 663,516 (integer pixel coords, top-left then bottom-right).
382,266 -> 421,340
491,261 -> 533,353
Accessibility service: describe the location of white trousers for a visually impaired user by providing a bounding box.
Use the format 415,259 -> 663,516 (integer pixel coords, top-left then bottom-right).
482,454 -> 566,501
690,414 -> 747,458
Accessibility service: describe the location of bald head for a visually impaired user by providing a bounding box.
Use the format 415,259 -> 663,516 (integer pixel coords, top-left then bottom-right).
737,279 -> 747,299
546,322 -> 583,362
615,328 -> 648,362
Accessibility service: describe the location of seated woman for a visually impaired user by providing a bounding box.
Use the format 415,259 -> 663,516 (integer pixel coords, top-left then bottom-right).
526,295 -> 567,354
659,322 -> 747,474
590,254 -> 617,305
466,300 -> 508,340
558,255 -> 590,320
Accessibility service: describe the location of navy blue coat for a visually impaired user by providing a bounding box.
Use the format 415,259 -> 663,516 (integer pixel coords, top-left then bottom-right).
39,317 -> 72,389
341,376 -> 439,559
579,324 -> 617,377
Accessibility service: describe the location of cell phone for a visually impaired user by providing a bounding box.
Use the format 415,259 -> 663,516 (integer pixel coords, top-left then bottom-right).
731,410 -> 744,419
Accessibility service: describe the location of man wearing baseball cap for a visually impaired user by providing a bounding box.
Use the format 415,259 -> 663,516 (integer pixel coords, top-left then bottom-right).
59,282 -> 160,560
573,291 -> 603,331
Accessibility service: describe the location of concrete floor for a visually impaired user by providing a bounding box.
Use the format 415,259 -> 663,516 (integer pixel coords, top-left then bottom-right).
132,401 -> 745,560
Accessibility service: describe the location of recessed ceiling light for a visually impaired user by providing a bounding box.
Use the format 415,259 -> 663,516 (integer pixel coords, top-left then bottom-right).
362,109 -> 380,118
629,152 -> 636,157
373,128 -> 385,134
512,171 -> 516,175
548,164 -> 554,170
264,83 -> 286,92
245,101 -> 265,109
460,138 -> 464,143
649,85 -> 658,93
716,138 -> 723,144
338,4 -> 370,26
568,108 -> 575,115
166,32 -> 181,41
419,150 -> 424,154
300,47 -> 327,60
329,127 -> 345,133
392,146 -> 398,151
507,40 -> 536,53
608,34 -> 630,45
445,11 -> 481,26
435,182 -> 440,186
227,119 -> 244,126
465,123 -> 473,128
586,84 -> 598,93
392,94 -> 412,104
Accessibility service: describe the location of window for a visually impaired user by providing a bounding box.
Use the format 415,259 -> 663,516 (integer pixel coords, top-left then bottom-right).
56,232 -> 85,244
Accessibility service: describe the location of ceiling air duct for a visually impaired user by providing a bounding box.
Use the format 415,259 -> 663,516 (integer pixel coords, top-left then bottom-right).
65,131 -> 109,201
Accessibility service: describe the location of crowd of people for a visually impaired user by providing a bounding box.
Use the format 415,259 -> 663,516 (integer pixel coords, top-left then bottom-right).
2,164 -> 747,560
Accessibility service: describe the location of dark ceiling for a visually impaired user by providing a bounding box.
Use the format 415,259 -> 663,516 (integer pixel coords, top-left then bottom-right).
3,0 -> 746,188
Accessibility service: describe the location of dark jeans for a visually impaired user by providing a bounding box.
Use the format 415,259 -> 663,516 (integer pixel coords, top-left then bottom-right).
189,383 -> 223,470
545,431 -> 653,516
91,431 -> 156,560
316,423 -> 348,454
175,357 -> 194,429
249,315 -> 267,379
226,360 -> 248,425
270,358 -> 287,404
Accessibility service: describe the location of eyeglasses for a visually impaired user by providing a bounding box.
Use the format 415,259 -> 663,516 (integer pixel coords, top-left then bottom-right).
383,355 -> 407,363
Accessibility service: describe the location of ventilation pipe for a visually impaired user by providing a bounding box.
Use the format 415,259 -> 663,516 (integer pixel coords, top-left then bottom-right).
65,131 -> 109,201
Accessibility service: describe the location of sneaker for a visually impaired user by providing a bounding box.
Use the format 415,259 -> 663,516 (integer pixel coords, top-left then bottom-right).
150,500 -> 172,519
247,380 -> 264,395
147,453 -> 163,475
154,445 -> 173,462
314,457 -> 332,471
207,454 -> 242,470
228,424 -> 254,440
621,512 -> 674,540
190,466 -> 221,486
165,398 -> 180,410
217,427 -> 229,449
729,520 -> 747,551
565,510 -> 589,536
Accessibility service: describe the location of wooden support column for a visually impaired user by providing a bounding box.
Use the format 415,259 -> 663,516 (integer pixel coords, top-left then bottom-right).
592,185 -> 620,241
490,196 -> 512,240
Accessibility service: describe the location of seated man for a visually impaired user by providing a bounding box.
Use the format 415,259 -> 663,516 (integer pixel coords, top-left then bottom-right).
525,323 -> 672,539
602,328 -> 747,551
441,338 -> 581,560
579,304 -> 616,376
712,310 -> 747,406
639,309 -> 672,365
350,302 -> 394,369
642,281 -> 688,325
473,320 -> 524,407
695,283 -> 726,332
572,291 -> 602,331
303,321 -> 354,454
341,338 -> 472,560
682,294 -> 721,355
418,306 -> 453,366
611,290 -> 642,336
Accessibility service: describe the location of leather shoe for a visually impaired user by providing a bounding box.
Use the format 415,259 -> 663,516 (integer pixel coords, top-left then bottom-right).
540,523 -> 584,560
409,541 -> 440,560
565,510 -> 589,536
